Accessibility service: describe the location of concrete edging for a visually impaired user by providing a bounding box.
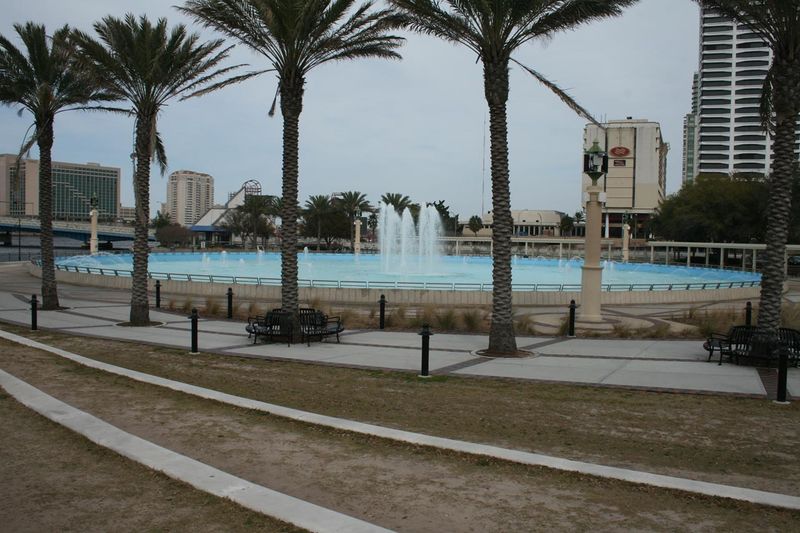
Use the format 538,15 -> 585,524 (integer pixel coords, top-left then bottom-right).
2,329 -> 799,511
0,368 -> 390,533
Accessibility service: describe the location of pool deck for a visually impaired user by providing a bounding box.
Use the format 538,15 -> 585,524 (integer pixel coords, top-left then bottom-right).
1,262 -> 797,399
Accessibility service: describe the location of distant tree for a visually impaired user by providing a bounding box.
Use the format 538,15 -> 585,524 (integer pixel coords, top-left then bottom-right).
304,195 -> 332,251
238,195 -> 273,248
222,209 -> 250,246
468,215 -> 483,237
648,173 -> 796,243
156,223 -> 193,247
367,212 -> 379,241
381,192 -> 413,214
152,211 -> 171,229
574,210 -> 584,225
559,214 -> 574,236
429,200 -> 458,235
335,191 -> 372,251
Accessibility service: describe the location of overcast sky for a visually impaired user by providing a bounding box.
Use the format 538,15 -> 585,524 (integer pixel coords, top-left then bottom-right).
0,0 -> 700,219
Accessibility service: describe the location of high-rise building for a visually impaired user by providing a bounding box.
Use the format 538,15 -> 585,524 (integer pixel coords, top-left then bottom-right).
682,73 -> 700,184
582,119 -> 668,239
0,154 -> 120,221
166,170 -> 214,227
684,7 -> 799,179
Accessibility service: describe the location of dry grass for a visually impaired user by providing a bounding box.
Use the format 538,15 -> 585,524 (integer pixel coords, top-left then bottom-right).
204,298 -> 221,316
4,325 -> 800,502
514,314 -> 537,335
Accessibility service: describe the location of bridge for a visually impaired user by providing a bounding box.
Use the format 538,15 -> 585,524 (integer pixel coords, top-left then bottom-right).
0,216 -> 156,242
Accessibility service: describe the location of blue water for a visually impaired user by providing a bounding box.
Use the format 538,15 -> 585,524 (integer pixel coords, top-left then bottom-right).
56,251 -> 761,288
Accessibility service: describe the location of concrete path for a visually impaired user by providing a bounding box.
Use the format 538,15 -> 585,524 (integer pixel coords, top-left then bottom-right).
0,261 -> 797,398
3,330 -> 800,512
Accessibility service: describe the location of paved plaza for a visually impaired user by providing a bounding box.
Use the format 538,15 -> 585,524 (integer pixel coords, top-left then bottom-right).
0,263 -> 796,398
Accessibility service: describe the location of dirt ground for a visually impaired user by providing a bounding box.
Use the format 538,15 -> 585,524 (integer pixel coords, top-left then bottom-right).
1,332 -> 799,531
0,389 -> 302,533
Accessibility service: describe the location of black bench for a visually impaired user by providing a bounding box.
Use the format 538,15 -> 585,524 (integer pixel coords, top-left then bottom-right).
704,325 -> 756,365
727,326 -> 800,367
250,310 -> 293,346
299,308 -> 344,346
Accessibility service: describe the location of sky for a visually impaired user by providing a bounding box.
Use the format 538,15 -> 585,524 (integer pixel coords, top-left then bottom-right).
0,0 -> 700,220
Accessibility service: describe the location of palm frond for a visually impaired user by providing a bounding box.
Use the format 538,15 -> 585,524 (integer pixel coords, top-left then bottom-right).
512,58 -> 601,127
181,68 -> 274,100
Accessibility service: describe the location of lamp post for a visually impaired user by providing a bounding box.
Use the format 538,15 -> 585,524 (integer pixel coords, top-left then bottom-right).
580,141 -> 608,322
89,193 -> 99,255
622,211 -> 630,263
353,208 -> 362,255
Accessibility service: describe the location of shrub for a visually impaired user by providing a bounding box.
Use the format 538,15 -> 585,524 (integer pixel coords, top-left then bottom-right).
205,298 -> 221,316
435,308 -> 458,331
460,309 -> 482,332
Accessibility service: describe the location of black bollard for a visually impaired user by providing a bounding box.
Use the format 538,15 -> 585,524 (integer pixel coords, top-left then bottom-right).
419,324 -> 432,378
745,301 -> 752,326
31,294 -> 38,331
227,287 -> 234,319
189,308 -> 199,354
379,294 -> 386,330
155,280 -> 161,309
777,345 -> 789,403
568,300 -> 576,337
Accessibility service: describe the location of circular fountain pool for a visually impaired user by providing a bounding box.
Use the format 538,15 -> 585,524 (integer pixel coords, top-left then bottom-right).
55,251 -> 760,291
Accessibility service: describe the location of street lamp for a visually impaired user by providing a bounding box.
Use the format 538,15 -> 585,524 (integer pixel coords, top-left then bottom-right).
580,141 -> 608,322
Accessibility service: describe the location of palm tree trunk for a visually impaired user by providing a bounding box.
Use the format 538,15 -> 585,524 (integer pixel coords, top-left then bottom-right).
280,83 -> 303,320
37,117 -> 60,310
484,58 -> 517,354
757,63 -> 799,336
130,115 -> 153,325
317,219 -> 322,251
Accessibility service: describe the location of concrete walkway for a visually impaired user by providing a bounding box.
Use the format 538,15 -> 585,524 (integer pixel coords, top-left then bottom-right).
0,286 -> 796,398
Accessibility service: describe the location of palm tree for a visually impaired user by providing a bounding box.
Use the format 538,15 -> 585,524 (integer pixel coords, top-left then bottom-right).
73,14 -> 256,325
222,209 -> 250,246
696,1 -> 800,340
304,194 -> 332,251
391,0 -> 635,354
335,191 -> 373,251
380,192 -> 413,214
0,23 -> 115,310
181,0 -> 404,320
239,195 -> 272,248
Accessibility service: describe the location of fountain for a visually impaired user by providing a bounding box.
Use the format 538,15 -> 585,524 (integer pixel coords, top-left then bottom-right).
378,202 -> 443,274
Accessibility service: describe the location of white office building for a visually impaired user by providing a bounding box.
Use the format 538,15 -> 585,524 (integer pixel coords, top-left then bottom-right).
684,7 -> 800,180
166,170 -> 214,227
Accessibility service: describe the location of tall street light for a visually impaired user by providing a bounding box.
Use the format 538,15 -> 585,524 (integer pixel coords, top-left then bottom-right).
581,141 -> 608,322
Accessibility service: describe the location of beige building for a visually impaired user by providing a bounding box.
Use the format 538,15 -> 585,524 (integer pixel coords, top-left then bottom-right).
466,209 -> 566,237
582,119 -> 668,238
0,154 -> 120,221
166,170 -> 214,227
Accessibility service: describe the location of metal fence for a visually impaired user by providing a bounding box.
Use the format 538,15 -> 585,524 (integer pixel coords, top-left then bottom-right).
46,262 -> 761,292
